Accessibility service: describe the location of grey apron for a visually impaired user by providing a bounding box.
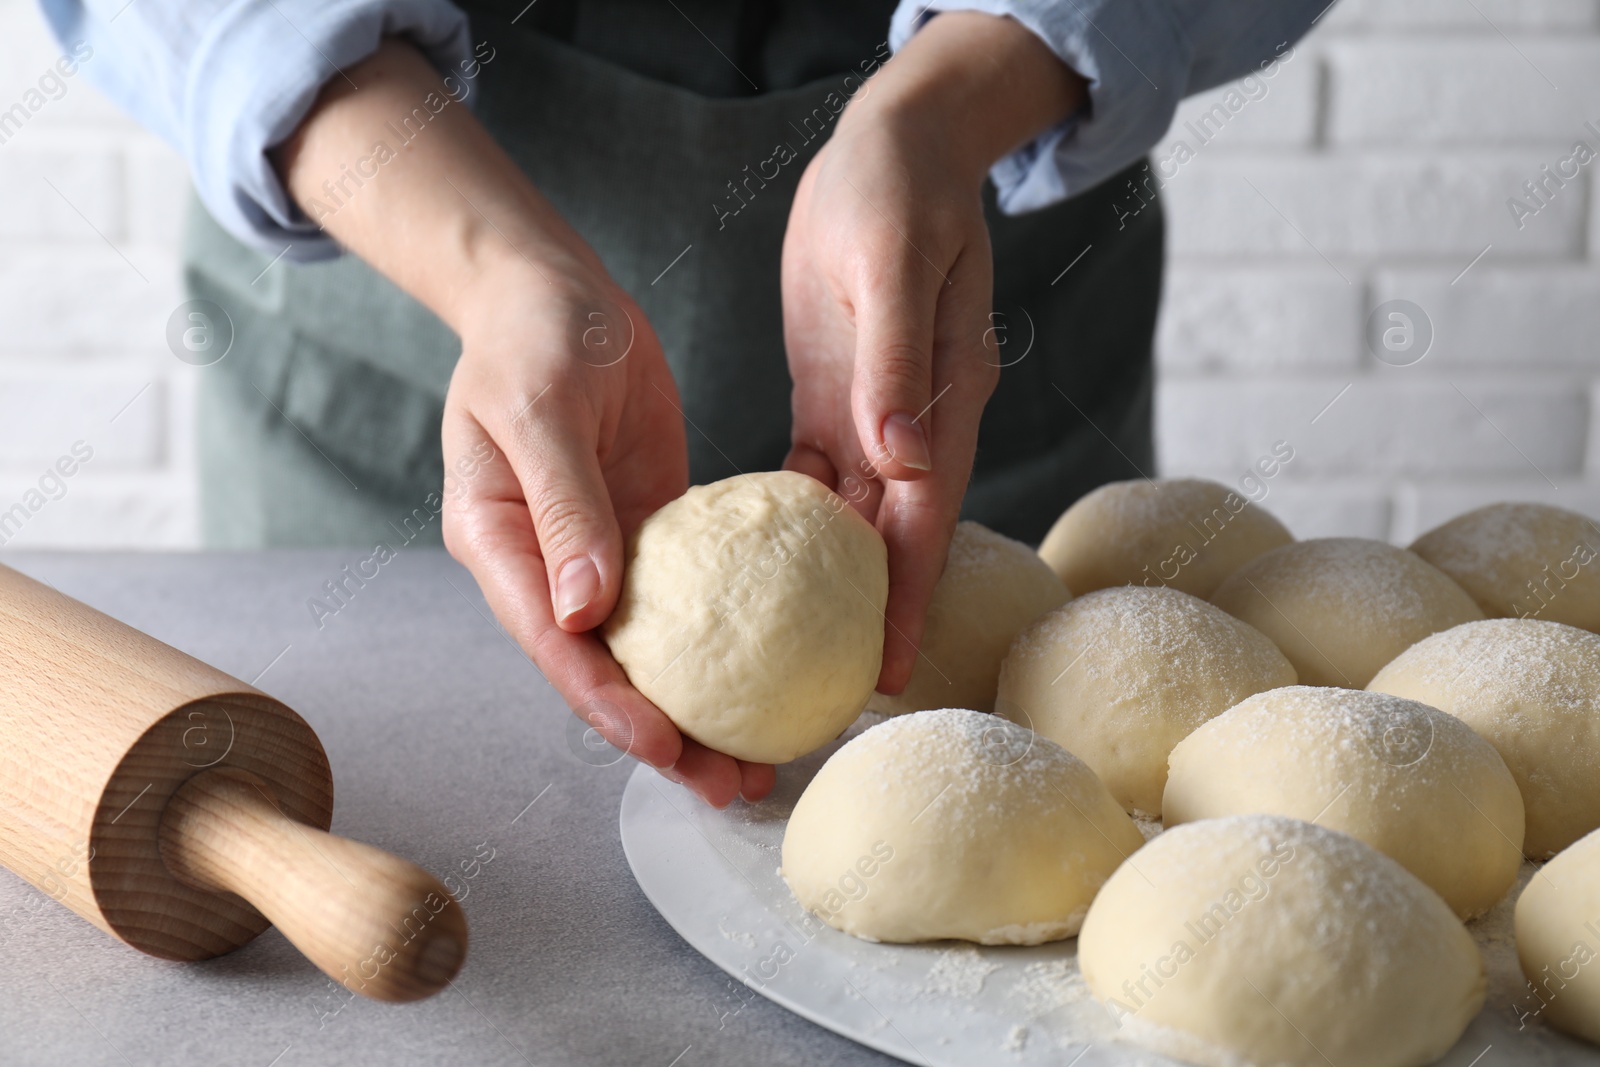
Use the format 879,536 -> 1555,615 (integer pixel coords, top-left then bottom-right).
183,4 -> 1162,549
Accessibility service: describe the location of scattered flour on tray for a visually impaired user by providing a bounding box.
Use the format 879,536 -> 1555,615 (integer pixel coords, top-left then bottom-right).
1010,957 -> 1093,1017
921,945 -> 1003,999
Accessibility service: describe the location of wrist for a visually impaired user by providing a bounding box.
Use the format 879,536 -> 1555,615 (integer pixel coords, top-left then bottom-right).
839,11 -> 1086,185
276,37 -> 606,339
434,206 -> 594,336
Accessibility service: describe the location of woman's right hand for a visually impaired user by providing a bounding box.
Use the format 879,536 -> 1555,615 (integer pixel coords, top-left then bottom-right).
440,258 -> 775,807
276,39 -> 773,807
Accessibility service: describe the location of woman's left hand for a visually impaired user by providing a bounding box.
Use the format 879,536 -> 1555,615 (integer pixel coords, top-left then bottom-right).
780,12 -> 1087,694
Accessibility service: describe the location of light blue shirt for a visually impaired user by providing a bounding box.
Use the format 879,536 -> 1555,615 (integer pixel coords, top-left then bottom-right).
890,0 -> 1329,214
40,0 -> 1329,261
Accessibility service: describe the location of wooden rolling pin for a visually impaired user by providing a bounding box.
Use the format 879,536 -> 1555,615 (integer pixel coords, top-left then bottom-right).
0,562 -> 467,1001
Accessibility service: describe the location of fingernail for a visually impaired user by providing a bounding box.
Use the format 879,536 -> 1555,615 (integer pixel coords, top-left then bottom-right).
881,412 -> 932,471
554,555 -> 601,623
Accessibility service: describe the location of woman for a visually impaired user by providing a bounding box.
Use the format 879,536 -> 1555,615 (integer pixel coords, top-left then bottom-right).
42,0 -> 1324,806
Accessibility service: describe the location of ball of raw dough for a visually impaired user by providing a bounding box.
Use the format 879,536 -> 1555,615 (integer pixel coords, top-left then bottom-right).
1411,502 -> 1600,632
1515,827 -> 1600,1044
1078,815 -> 1486,1067
1369,618 -> 1600,858
995,586 -> 1295,816
1164,686 -> 1524,918
780,708 -> 1142,944
869,521 -> 1069,716
1038,478 -> 1292,599
602,471 -> 887,764
1210,538 -> 1484,687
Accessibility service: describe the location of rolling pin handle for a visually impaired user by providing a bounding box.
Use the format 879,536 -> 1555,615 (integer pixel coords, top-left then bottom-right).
158,767 -> 468,1002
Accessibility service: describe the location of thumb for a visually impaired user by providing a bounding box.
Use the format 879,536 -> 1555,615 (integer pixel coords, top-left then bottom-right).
851,270 -> 940,481
512,410 -> 625,634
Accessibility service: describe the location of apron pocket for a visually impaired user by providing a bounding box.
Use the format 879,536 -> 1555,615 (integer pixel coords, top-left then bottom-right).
277,334 -> 447,502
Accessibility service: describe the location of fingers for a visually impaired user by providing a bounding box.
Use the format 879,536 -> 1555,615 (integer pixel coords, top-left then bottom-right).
501,394 -> 626,634
661,738 -> 745,809
452,490 -> 748,808
850,255 -> 941,481
737,760 -> 777,803
441,408 -> 681,761
662,745 -> 774,808
781,442 -> 838,492
874,248 -> 998,694
874,485 -> 953,693
443,406 -> 767,809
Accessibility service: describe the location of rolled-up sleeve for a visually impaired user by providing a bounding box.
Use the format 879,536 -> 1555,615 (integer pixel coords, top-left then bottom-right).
890,0 -> 1328,213
37,0 -> 472,260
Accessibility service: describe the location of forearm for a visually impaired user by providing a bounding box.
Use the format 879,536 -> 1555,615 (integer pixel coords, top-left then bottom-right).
840,11 -> 1087,187
273,39 -> 592,331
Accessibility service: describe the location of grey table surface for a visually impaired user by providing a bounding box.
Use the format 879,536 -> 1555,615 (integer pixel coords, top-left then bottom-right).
0,550 -> 900,1067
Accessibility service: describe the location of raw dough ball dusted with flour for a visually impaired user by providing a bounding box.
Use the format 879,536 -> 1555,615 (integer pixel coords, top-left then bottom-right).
869,522 -> 1069,716
1515,827 -> 1600,1045
781,708 -> 1142,944
602,471 -> 887,764
1038,478 -> 1292,599
1411,502 -> 1600,631
1369,618 -> 1600,858
1078,815 -> 1485,1067
995,586 -> 1295,815
1164,686 -> 1524,918
1210,538 -> 1483,687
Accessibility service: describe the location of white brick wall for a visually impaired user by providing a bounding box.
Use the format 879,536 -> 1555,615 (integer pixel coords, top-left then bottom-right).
1156,0 -> 1600,541
0,0 -> 194,547
2,0 -> 1598,548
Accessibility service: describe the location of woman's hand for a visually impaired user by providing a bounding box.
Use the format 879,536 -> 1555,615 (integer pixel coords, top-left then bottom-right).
441,261 -> 778,808
781,13 -> 1087,692
277,40 -> 774,807
782,116 -> 996,693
